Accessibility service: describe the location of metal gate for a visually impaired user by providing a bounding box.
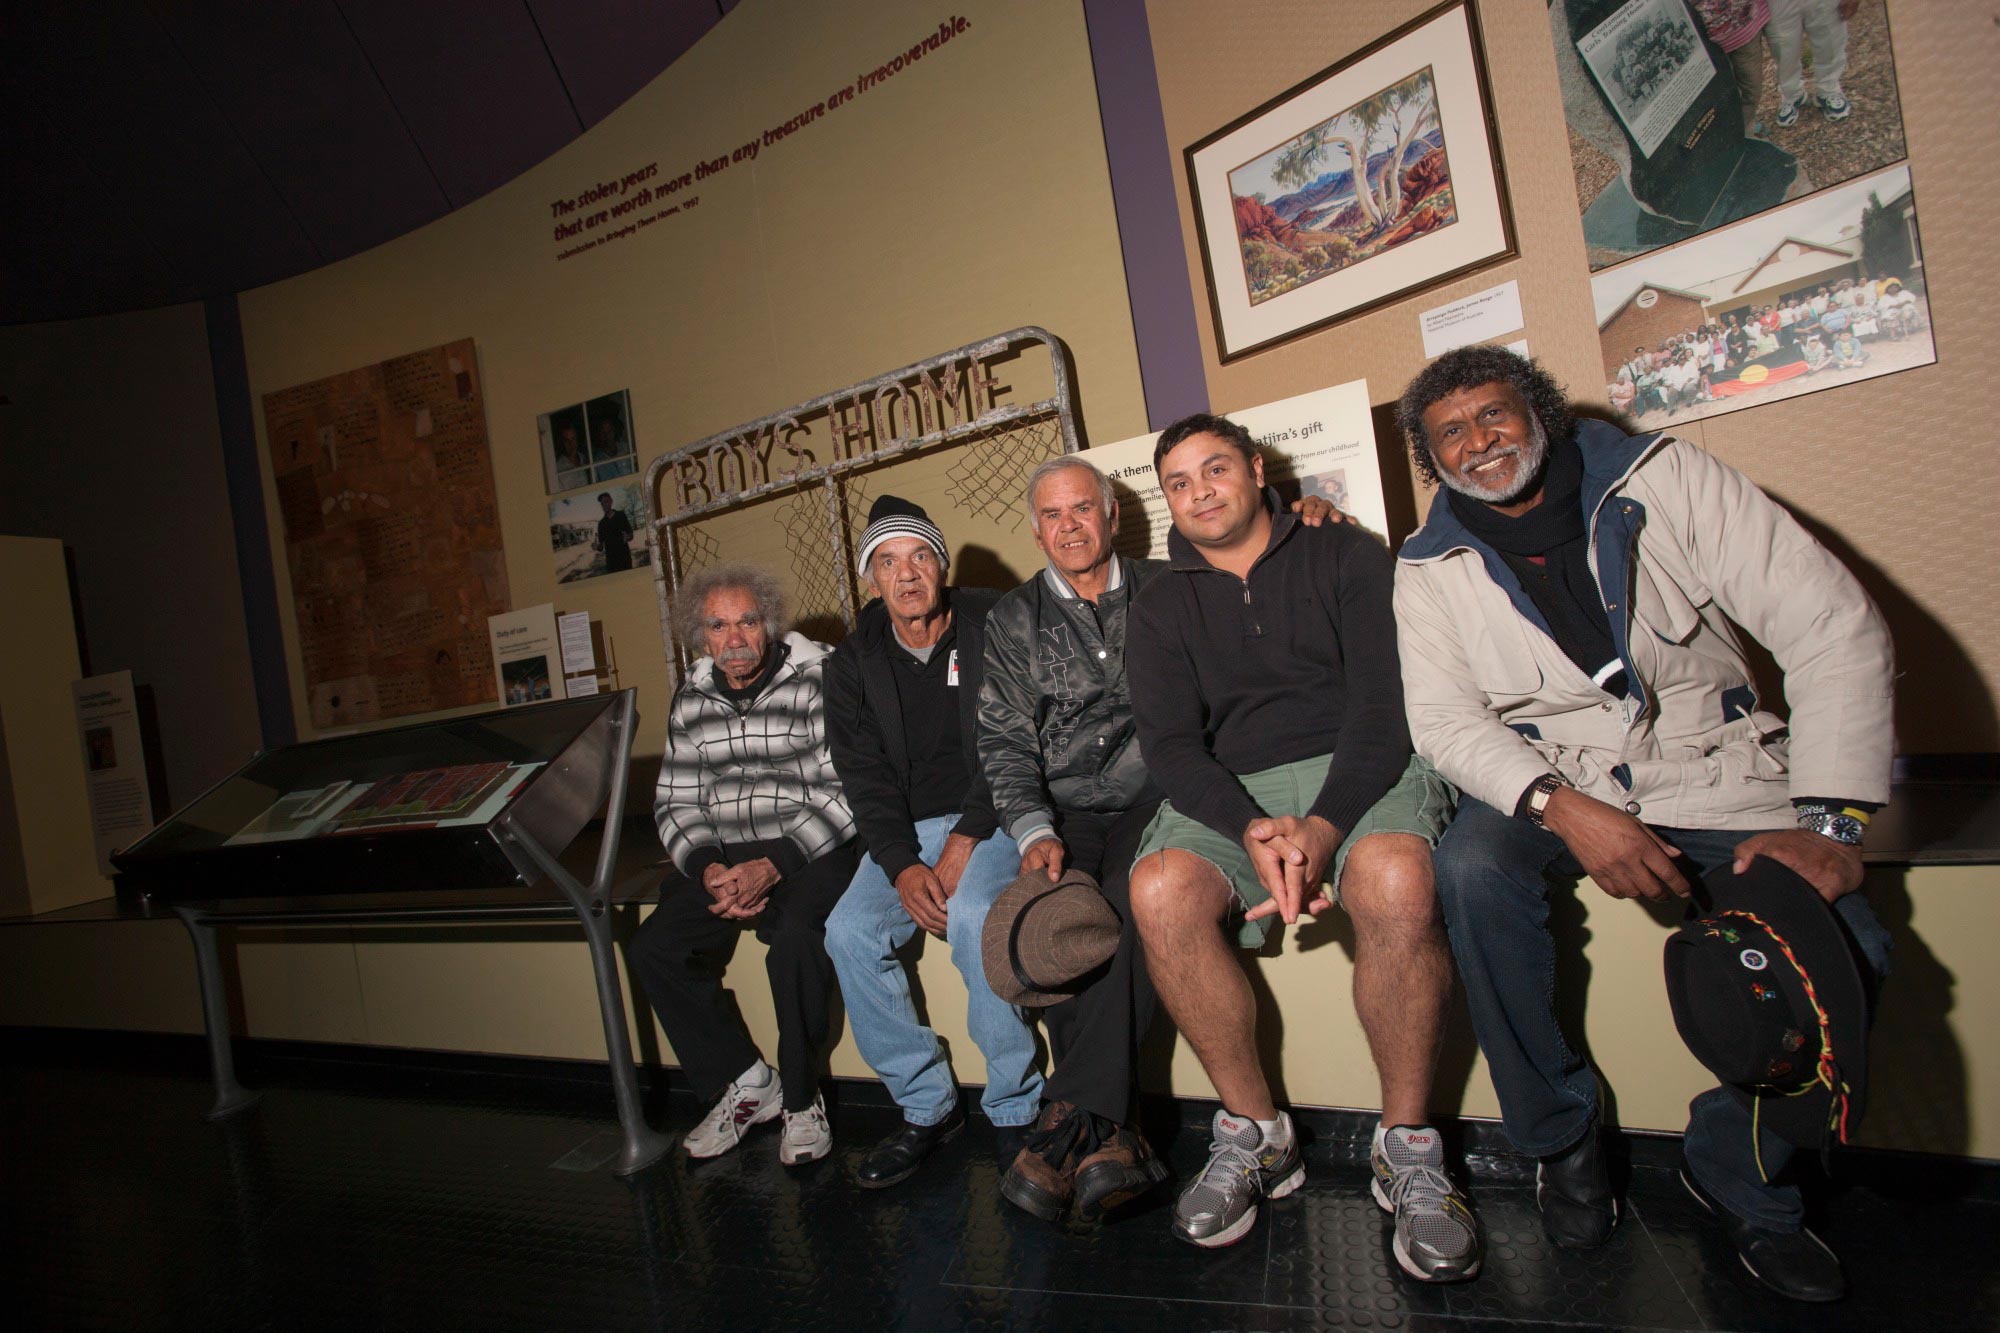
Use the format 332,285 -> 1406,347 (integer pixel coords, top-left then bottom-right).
643,326 -> 1080,664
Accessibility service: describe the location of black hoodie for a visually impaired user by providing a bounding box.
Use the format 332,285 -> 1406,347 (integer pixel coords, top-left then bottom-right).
825,587 -> 1001,881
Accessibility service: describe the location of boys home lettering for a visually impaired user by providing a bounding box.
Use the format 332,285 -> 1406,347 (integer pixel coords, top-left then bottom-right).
661,354 -> 1007,517
545,16 -> 973,261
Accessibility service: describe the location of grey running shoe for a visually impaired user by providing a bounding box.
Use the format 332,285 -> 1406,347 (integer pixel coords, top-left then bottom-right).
1172,1110 -> 1304,1248
1370,1125 -> 1483,1282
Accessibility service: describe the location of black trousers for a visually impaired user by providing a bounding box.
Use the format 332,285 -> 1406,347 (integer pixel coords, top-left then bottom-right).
1040,800 -> 1161,1124
628,837 -> 860,1113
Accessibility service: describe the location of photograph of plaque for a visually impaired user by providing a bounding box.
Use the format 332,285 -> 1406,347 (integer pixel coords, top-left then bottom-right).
539,388 -> 639,493
1553,0 -> 1909,269
113,693 -> 626,902
261,338 -> 509,730
1593,164 -> 1932,431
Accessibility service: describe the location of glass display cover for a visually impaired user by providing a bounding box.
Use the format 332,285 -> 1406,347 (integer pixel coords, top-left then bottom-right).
114,693 -> 627,903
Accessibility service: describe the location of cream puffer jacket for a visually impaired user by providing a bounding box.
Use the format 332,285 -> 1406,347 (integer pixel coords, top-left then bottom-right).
1393,422 -> 1894,827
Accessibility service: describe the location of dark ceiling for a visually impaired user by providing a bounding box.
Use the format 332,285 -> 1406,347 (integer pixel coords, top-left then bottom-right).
0,0 -> 732,326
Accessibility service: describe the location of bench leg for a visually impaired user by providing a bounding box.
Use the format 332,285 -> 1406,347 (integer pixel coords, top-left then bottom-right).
574,900 -> 673,1175
174,908 -> 261,1121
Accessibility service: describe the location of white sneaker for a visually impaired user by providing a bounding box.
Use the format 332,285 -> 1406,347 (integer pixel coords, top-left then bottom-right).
779,1094 -> 832,1165
684,1071 -> 782,1159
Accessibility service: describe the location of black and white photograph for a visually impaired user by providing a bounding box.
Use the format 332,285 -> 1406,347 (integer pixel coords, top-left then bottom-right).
1577,0 -> 1714,157
539,389 -> 638,493
584,390 -> 637,482
538,403 -> 591,493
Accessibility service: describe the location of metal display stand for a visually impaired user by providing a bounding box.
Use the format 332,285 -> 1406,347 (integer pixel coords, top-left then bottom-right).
145,691 -> 671,1175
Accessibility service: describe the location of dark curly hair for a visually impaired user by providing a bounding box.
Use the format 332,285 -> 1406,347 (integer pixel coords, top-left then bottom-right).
1152,411 -> 1259,472
1393,346 -> 1574,488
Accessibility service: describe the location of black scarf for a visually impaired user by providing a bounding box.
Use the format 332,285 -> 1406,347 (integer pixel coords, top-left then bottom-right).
1446,428 -> 1585,555
1447,432 -> 1625,697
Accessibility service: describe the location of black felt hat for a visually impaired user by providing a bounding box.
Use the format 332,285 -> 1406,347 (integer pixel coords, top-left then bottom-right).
1663,856 -> 1870,1153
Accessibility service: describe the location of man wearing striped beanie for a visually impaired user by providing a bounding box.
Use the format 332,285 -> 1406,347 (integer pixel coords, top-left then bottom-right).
824,495 -> 1040,1188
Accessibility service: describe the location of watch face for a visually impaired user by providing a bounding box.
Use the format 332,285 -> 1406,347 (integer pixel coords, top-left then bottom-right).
1826,814 -> 1866,845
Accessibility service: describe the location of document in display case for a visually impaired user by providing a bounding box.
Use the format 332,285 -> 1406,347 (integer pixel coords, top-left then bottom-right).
112,693 -> 628,904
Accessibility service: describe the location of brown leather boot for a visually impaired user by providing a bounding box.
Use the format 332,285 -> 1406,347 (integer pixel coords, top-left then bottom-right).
1000,1101 -> 1080,1223
1073,1122 -> 1169,1222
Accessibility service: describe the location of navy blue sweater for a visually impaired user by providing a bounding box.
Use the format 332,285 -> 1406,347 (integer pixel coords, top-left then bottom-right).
1127,497 -> 1411,844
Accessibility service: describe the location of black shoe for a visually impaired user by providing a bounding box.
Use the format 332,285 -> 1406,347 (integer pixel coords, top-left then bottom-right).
1680,1163 -> 1847,1302
1536,1127 -> 1617,1249
855,1103 -> 966,1189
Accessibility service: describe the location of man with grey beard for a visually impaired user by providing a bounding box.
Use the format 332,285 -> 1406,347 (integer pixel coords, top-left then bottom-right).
1391,346 -> 1895,1303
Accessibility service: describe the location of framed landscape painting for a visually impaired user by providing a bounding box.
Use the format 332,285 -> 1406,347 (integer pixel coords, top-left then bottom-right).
1186,0 -> 1514,361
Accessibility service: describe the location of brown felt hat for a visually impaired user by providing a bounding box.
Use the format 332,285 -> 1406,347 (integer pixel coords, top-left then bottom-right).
982,867 -> 1121,1008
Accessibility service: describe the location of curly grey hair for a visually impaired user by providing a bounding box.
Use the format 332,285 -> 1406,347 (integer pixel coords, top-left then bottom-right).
1022,455 -> 1116,529
674,563 -> 787,649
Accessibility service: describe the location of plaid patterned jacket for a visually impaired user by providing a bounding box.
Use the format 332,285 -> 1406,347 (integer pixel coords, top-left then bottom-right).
653,632 -> 857,873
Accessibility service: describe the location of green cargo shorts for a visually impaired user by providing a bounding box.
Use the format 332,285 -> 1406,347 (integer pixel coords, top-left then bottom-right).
1132,753 -> 1455,948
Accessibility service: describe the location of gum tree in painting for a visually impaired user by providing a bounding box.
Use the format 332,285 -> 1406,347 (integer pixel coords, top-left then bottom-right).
1229,68 -> 1459,305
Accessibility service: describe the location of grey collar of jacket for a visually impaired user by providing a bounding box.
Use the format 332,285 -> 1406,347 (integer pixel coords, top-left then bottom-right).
1042,553 -> 1124,600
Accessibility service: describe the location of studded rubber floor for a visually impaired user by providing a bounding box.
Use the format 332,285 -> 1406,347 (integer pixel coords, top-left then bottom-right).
3,1036 -> 1993,1331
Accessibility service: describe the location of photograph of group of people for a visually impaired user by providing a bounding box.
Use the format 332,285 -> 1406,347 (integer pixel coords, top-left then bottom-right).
538,388 -> 639,494
640,342 -> 1895,1304
1595,163 -> 1933,429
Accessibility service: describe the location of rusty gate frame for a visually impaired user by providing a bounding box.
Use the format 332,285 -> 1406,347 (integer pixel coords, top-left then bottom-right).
643,325 -> 1080,665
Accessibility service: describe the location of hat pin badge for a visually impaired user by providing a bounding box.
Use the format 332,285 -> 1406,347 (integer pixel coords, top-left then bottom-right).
1739,948 -> 1769,971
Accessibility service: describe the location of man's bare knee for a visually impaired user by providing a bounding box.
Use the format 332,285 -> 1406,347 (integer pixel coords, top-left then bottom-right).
1340,833 -> 1441,933
1129,849 -> 1233,931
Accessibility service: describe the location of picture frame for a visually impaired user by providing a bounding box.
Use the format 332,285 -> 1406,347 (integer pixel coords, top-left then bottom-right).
538,387 -> 639,494
1185,0 -> 1515,362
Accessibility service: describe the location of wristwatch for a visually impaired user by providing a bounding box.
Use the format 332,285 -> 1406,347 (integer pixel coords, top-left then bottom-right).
1796,802 -> 1867,847
1525,773 -> 1568,829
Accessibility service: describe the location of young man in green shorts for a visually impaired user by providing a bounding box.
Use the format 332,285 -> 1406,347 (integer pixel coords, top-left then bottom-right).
1124,413 -> 1480,1282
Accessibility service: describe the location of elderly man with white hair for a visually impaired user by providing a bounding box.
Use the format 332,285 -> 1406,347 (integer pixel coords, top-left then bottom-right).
629,563 -> 859,1167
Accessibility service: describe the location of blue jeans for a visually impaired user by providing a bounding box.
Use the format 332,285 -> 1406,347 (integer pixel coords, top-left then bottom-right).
1433,795 -> 1892,1232
825,816 -> 1041,1127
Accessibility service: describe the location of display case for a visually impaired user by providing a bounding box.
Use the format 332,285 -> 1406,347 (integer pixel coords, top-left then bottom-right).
113,693 -> 626,905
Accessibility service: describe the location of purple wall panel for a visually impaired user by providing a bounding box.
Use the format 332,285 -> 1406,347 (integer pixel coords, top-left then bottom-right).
150,1 -> 448,262
525,0 -> 723,129
339,0 -> 584,208
1,5 -> 320,311
1082,0 -> 1209,428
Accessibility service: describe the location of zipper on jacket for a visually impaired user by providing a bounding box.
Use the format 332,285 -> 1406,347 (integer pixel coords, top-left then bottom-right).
1241,579 -> 1261,636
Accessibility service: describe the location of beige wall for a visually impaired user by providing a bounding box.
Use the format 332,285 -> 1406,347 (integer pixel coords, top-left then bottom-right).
0,302 -> 262,807
236,0 -> 1146,745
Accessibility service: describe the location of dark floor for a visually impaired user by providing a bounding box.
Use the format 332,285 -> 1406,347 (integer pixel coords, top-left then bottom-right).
3,1034 -> 1995,1331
